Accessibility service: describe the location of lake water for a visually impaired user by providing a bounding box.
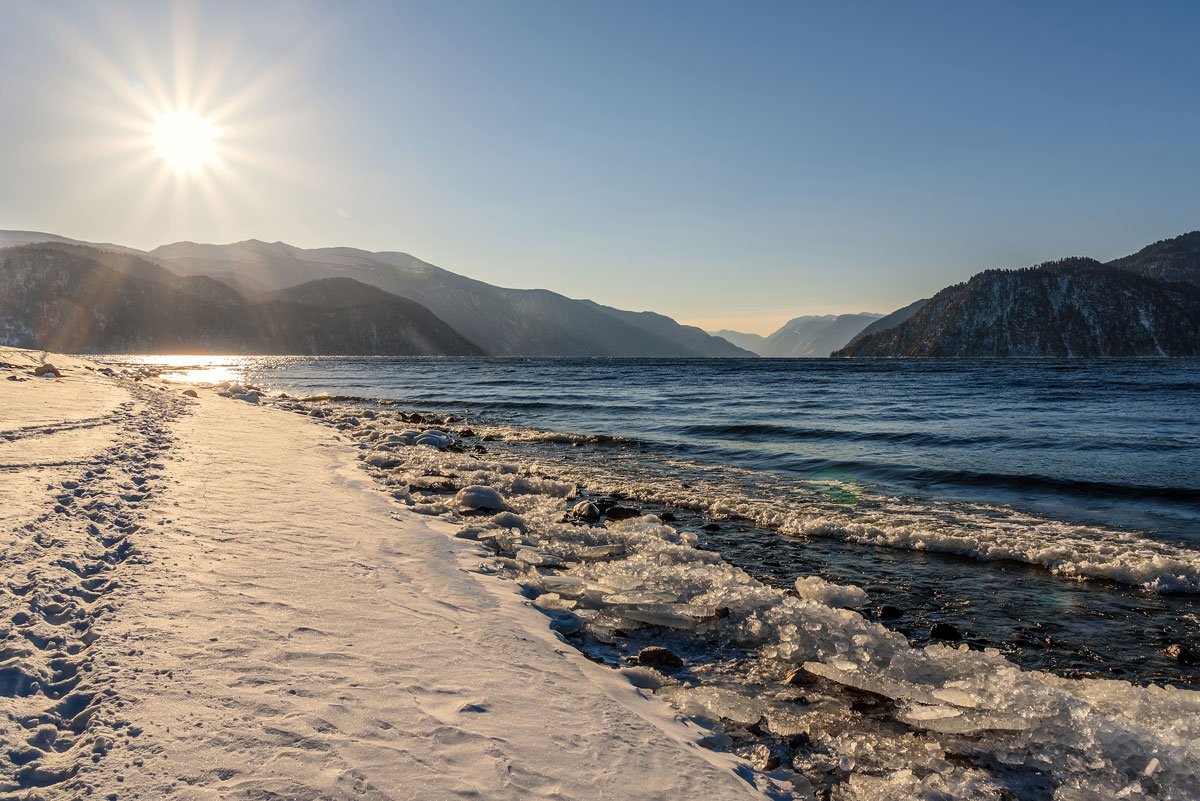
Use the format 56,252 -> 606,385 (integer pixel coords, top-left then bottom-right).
118,356 -> 1200,685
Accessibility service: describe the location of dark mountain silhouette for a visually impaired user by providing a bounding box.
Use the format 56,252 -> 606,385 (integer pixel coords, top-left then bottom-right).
1107,231 -> 1200,287
0,244 -> 481,355
833,258 -> 1200,358
142,239 -> 753,357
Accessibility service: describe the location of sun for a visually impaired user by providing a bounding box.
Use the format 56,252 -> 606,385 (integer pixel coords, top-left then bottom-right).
152,109 -> 219,175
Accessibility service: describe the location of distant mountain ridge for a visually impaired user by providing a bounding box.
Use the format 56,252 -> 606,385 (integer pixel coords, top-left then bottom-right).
711,313 -> 884,357
758,313 -> 883,357
0,243 -> 482,355
0,231 -> 752,358
711,329 -> 767,353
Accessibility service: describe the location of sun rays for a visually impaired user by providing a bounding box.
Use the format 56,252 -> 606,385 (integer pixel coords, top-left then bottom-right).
31,1 -> 325,246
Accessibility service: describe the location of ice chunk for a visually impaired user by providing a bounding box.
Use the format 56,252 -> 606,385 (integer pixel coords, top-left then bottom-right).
794,575 -> 868,608
686,686 -> 763,726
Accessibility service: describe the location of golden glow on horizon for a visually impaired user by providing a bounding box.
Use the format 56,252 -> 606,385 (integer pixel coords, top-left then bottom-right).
151,109 -> 219,175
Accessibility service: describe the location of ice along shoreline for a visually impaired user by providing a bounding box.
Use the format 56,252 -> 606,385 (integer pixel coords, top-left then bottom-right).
205,378 -> 1200,801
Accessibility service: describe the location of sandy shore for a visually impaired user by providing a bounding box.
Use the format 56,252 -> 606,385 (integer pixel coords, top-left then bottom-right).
0,348 -> 766,800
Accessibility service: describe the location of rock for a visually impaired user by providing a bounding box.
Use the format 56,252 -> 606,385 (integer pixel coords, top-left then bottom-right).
658,511 -> 677,522
604,505 -> 641,521
630,646 -> 683,668
878,605 -> 904,620
783,668 -> 812,686
930,622 -> 962,642
571,500 -> 601,521
454,485 -> 509,513
182,389 -> 199,398
702,522 -> 721,531
34,364 -> 60,377
457,428 -> 476,438
1166,643 -> 1198,665
490,511 -> 527,532
414,430 -> 455,450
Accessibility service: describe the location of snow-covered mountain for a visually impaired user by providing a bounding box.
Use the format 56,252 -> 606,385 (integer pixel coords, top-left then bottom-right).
0,233 -> 754,357
834,258 -> 1200,357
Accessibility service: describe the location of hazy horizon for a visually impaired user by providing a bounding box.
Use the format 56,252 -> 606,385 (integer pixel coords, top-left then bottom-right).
2,0 -> 1198,334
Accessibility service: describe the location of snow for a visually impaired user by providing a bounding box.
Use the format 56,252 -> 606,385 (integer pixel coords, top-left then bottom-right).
275,392 -> 1200,800
6,346 -> 1197,800
0,347 -> 773,800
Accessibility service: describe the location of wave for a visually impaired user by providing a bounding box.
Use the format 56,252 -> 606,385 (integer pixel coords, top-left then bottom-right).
676,421 -> 1009,448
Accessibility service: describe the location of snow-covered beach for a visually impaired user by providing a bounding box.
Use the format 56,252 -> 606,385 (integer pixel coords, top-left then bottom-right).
0,347 -> 771,800
3,347 -> 1198,800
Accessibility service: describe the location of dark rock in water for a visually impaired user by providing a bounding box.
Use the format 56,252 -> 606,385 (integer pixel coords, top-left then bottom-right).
630,646 -> 683,668
930,622 -> 963,642
182,389 -> 199,398
1166,643 -> 1198,665
482,434 -> 497,442
702,522 -> 721,532
34,364 -> 60,377
605,506 -> 641,521
458,428 -> 476,438
658,511 -> 677,522
878,605 -> 904,620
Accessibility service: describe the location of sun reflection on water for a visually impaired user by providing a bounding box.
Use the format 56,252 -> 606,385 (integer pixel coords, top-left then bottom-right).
119,354 -> 250,384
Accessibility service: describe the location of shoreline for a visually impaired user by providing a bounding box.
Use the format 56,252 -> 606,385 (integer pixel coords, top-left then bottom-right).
210,371 -> 1200,798
0,347 -> 771,800
3,347 -> 1198,800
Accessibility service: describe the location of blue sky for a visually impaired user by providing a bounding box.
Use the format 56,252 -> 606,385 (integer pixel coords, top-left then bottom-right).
2,1 -> 1197,333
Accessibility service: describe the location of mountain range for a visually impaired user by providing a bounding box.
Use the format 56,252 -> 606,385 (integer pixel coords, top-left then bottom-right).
2,229 -> 1198,358
0,232 -> 751,357
0,244 -> 482,355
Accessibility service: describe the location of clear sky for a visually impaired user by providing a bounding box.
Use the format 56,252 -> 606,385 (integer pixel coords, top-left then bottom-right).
2,1 -> 1198,334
